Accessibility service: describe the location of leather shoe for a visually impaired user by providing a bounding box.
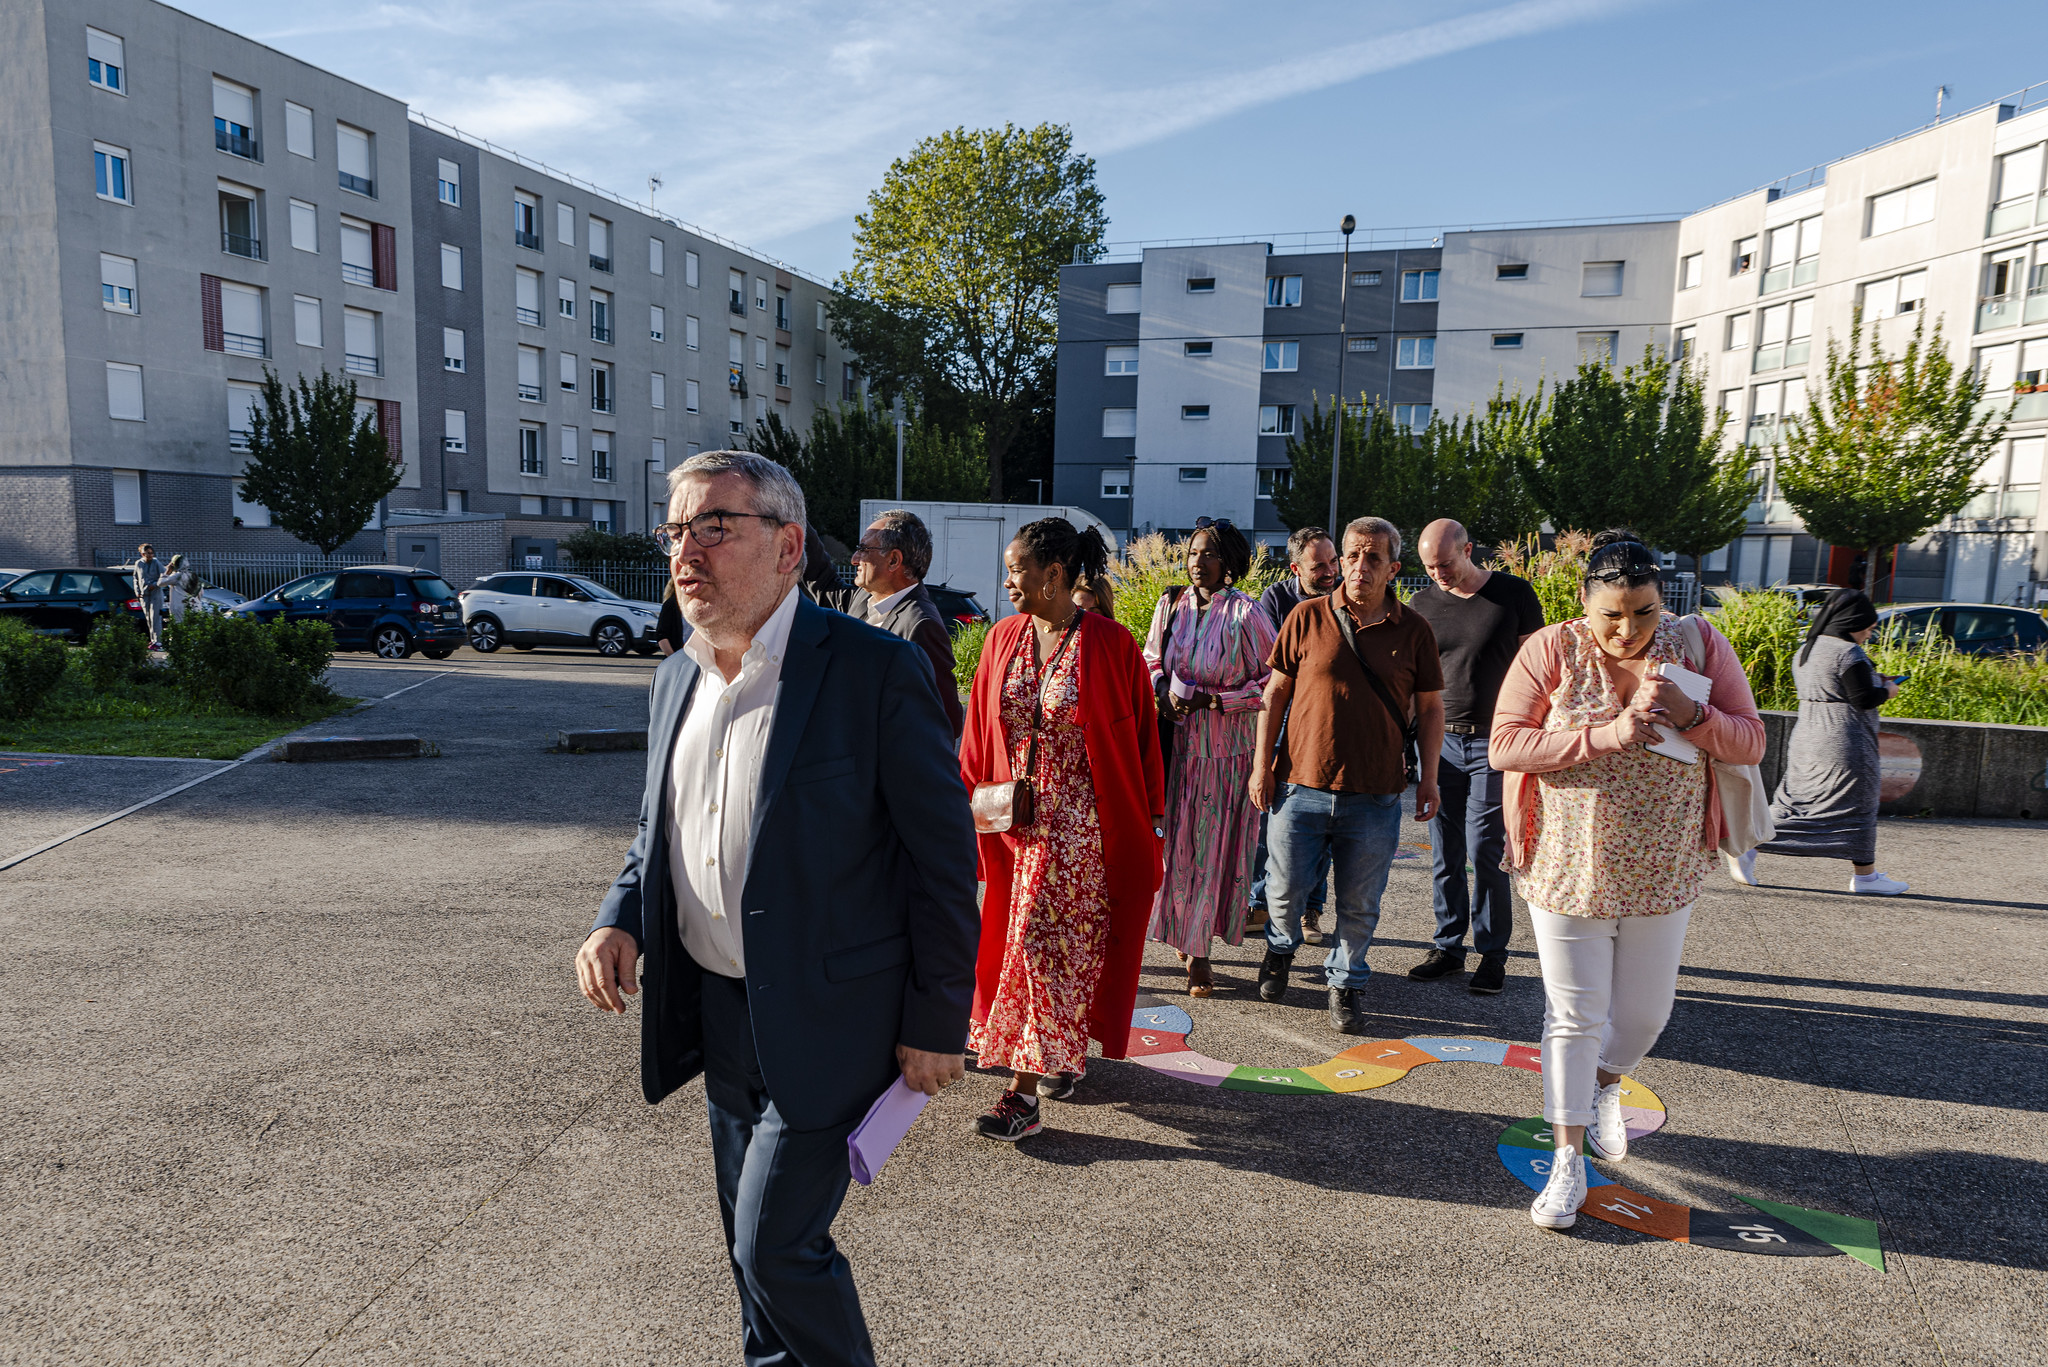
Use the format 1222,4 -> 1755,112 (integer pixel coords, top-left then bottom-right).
1328,986 -> 1368,1035
1257,950 -> 1290,1003
1408,948 -> 1466,981
1468,953 -> 1507,995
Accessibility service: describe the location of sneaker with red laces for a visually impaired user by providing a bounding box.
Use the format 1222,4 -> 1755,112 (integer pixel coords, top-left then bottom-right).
973,1090 -> 1043,1142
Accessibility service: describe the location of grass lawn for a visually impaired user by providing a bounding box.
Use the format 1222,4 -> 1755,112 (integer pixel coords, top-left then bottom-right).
0,666 -> 359,760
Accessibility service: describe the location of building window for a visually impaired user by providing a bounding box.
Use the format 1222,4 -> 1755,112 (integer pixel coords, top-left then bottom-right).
685,378 -> 701,413
1673,325 -> 1696,361
774,347 -> 790,387
336,123 -> 373,196
1105,344 -> 1138,375
817,299 -> 827,331
560,351 -> 578,392
100,253 -> 137,313
1754,298 -> 1812,371
342,307 -> 379,375
1734,235 -> 1759,276
112,470 -> 146,524
440,243 -> 463,290
1186,277 -> 1215,293
650,304 -> 665,342
1184,341 -> 1212,357
213,78 -> 258,160
1991,144 -> 2045,235
340,217 -> 374,285
1762,216 -> 1822,293
815,354 -> 825,384
685,314 -> 700,350
592,433 -> 613,482
1392,403 -> 1432,431
87,28 -> 124,92
1859,269 -> 1927,321
590,290 -> 612,343
106,363 -> 145,421
1396,336 -> 1435,369
1726,312 -> 1752,350
285,102 -> 312,158
1491,333 -> 1524,349
685,250 -> 700,287
232,479 -> 270,527
514,191 -> 540,250
294,294 -> 321,347
219,185 -> 261,259
220,281 -> 265,356
1867,178 -> 1937,236
1100,468 -> 1130,499
1263,341 -> 1299,371
1265,275 -> 1302,308
1259,404 -> 1297,436
560,426 -> 578,464
842,362 -> 860,401
94,142 -> 130,203
1258,468 -> 1292,499
1348,336 -> 1378,353
588,216 -> 612,272
1352,270 -> 1380,287
650,437 -> 666,472
729,270 -> 746,316
1496,263 -> 1528,281
557,202 -> 575,246
1179,466 -> 1207,481
590,362 -> 613,412
560,499 -> 577,517
443,409 -> 467,453
515,269 -> 542,327
754,277 -> 768,311
1181,405 -> 1210,421
519,425 -> 542,474
1581,261 -> 1624,297
1103,282 -> 1141,313
754,336 -> 768,369
443,327 -> 465,371
289,199 -> 317,252
1679,253 -> 1703,290
649,236 -> 664,275
1576,331 -> 1618,365
651,372 -> 666,409
775,291 -> 791,331
558,277 -> 576,318
1102,407 -> 1136,438
1400,269 -> 1439,301
730,393 -> 745,434
517,346 -> 543,402
437,159 -> 460,206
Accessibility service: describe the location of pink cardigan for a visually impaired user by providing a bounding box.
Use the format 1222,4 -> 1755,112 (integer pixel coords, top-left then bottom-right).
1488,617 -> 1766,871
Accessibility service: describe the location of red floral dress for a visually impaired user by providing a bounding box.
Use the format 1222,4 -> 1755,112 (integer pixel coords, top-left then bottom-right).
967,634 -> 1110,1077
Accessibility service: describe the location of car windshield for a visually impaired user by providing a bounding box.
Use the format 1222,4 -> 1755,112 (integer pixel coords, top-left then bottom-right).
276,573 -> 338,603
411,576 -> 457,601
566,576 -> 624,601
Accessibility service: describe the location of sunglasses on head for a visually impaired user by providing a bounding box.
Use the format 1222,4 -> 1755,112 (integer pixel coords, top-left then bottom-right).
1586,542 -> 1661,583
1193,517 -> 1234,532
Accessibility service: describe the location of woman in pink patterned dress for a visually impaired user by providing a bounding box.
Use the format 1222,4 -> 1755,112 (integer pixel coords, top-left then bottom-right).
1144,519 -> 1276,996
1490,530 -> 1763,1231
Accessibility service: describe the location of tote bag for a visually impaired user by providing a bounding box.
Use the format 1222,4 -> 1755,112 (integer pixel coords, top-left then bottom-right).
1678,614 -> 1775,857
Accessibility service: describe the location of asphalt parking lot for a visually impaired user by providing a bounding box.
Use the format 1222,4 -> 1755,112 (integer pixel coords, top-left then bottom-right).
0,648 -> 2041,1366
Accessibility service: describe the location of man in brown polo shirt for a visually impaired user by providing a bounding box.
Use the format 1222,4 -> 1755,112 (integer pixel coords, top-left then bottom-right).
1249,516 -> 1444,1034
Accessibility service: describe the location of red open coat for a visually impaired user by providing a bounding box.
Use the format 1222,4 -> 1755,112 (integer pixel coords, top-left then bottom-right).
959,611 -> 1165,1060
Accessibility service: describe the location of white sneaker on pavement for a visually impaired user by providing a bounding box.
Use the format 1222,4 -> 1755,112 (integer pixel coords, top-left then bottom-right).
1587,1082 -> 1629,1161
1726,850 -> 1759,886
1530,1144 -> 1587,1229
1851,871 -> 1909,896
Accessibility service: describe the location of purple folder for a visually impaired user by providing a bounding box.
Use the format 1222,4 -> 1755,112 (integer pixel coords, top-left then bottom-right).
847,1076 -> 930,1186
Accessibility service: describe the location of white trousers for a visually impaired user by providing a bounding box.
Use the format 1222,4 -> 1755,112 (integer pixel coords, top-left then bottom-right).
1529,903 -> 1693,1127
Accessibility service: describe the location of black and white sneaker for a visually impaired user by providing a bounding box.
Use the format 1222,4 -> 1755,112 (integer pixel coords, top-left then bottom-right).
1036,1071 -> 1078,1101
973,1090 -> 1043,1142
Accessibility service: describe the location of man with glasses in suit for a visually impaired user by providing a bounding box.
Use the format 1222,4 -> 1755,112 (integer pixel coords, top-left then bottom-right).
805,509 -> 964,738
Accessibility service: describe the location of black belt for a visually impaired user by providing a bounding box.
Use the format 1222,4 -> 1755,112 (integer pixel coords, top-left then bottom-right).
1444,722 -> 1483,736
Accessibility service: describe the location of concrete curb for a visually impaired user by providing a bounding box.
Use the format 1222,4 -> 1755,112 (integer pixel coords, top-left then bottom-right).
554,728 -> 648,753
277,736 -> 434,763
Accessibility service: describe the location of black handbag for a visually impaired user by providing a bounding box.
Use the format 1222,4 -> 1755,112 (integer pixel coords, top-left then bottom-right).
1329,598 -> 1421,786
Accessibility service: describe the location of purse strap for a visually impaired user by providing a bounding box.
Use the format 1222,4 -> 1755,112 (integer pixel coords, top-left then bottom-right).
1021,614 -> 1082,784
1330,596 -> 1418,751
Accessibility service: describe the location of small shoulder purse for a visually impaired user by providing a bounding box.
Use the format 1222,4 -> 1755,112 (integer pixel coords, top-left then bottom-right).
971,615 -> 1081,834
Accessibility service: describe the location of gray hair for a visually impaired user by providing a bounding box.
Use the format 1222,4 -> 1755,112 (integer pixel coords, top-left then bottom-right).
667,450 -> 806,529
868,508 -> 932,581
1342,515 -> 1403,562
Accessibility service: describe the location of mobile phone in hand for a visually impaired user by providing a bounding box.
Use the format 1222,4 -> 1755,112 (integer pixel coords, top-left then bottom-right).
1890,672 -> 1910,685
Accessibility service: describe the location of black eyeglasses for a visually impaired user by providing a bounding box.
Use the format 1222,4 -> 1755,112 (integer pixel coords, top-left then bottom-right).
653,510 -> 785,553
1193,517 -> 1235,532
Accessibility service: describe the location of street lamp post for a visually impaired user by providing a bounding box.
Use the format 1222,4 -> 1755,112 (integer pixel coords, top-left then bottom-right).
1328,214 -> 1355,532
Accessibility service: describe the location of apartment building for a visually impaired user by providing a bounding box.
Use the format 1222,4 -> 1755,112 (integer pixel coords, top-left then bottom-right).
0,0 -> 851,568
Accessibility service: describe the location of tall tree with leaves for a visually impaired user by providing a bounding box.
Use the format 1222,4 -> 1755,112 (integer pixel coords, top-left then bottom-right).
1664,443 -> 1756,577
749,402 -> 990,546
832,123 -> 1107,501
1774,312 -> 2011,595
238,368 -> 401,554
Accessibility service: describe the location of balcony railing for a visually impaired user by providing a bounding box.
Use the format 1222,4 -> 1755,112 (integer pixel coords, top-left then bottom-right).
516,306 -> 541,326
339,171 -> 373,196
590,395 -> 614,413
215,126 -> 259,159
343,353 -> 380,376
592,461 -> 613,482
2028,286 -> 2048,326
514,228 -> 541,250
222,331 -> 267,357
1987,194 -> 2046,237
517,383 -> 542,402
223,232 -> 263,260
1793,258 -> 1819,286
228,429 -> 251,452
520,456 -> 542,475
589,253 -> 612,273
729,295 -> 746,317
1760,266 -> 1789,294
342,262 -> 376,286
1752,345 -> 1783,373
1978,292 -> 2022,332
590,322 -> 612,343
1784,339 -> 1809,368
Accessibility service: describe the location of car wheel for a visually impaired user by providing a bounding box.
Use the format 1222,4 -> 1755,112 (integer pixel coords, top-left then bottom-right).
372,625 -> 414,660
467,615 -> 503,653
593,620 -> 631,656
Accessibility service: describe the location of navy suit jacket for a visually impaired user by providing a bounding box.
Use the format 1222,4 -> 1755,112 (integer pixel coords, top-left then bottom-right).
593,593 -> 980,1132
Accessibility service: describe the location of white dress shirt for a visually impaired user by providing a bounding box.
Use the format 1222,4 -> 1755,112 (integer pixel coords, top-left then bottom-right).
666,584 -> 800,978
864,583 -> 916,624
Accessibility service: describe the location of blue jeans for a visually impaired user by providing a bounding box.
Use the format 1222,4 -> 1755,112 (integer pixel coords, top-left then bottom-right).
1429,732 -> 1514,958
1250,810 -> 1328,914
1262,784 -> 1402,989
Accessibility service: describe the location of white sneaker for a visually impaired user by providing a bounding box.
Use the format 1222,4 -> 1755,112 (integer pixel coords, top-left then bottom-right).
1587,1082 -> 1628,1161
1530,1144 -> 1587,1229
1851,871 -> 1909,896
1726,850 -> 1759,886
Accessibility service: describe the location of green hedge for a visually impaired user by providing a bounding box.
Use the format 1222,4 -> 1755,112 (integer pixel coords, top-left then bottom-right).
163,611 -> 337,715
0,618 -> 68,717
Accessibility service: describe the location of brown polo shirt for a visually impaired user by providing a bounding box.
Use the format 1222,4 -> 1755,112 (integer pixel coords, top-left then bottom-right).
1268,592 -> 1443,795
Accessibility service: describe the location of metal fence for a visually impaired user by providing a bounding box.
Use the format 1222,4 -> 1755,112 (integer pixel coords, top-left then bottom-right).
93,550 -> 388,600
502,558 -> 670,604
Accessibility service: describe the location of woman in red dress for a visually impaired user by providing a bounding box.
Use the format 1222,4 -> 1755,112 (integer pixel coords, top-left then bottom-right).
959,518 -> 1165,1141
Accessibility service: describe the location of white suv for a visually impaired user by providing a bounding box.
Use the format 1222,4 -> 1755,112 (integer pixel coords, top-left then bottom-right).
460,573 -> 661,656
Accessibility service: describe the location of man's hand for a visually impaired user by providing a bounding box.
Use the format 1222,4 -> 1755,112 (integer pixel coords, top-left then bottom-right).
1413,780 -> 1440,823
1248,764 -> 1275,813
576,927 -> 640,1013
896,1044 -> 964,1097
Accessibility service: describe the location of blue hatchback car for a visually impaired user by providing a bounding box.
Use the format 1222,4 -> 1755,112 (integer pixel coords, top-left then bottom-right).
234,566 -> 466,659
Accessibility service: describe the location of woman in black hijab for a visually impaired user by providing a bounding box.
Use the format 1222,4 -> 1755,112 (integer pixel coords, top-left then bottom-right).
1730,588 -> 1907,893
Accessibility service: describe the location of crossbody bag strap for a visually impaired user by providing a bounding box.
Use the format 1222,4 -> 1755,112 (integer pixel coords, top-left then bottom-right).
1330,597 -> 1417,745
1022,615 -> 1081,783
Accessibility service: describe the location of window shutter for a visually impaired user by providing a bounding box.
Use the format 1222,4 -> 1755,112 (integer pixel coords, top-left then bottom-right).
372,223 -> 396,290
376,399 -> 401,463
200,274 -> 224,351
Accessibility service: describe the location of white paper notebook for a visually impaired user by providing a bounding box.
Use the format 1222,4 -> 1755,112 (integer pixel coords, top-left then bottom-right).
1644,662 -> 1714,764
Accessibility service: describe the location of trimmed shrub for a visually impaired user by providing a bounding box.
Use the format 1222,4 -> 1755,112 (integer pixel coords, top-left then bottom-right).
1489,531 -> 1595,626
83,615 -> 152,691
0,617 -> 69,717
951,620 -> 988,697
163,610 -> 336,715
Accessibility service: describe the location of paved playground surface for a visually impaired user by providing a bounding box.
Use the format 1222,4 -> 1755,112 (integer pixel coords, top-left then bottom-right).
1,651 -> 2041,1365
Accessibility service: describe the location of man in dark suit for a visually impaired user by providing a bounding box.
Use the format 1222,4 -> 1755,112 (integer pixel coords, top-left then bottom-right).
805,510 -> 965,738
576,451 -> 979,1367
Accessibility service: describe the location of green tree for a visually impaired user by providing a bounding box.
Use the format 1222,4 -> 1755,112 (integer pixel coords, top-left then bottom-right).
749,402 -> 990,546
1664,443 -> 1757,577
1774,312 -> 2012,595
1272,397 -> 1408,541
1519,347 -> 1724,549
238,368 -> 401,554
833,123 -> 1107,501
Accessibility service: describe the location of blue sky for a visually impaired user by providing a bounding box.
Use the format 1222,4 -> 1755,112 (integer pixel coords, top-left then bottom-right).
181,0 -> 2047,279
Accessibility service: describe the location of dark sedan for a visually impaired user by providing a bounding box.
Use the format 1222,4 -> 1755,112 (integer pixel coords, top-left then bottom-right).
1877,603 -> 2047,656
234,566 -> 467,659
925,582 -> 990,632
0,568 -> 147,642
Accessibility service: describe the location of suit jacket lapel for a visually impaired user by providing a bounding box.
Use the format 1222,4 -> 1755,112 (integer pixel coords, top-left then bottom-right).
649,652 -> 701,835
746,595 -> 830,877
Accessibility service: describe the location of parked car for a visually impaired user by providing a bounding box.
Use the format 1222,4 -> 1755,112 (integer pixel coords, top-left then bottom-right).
232,566 -> 467,659
1876,602 -> 2048,656
0,568 -> 147,642
192,586 -> 249,614
0,569 -> 30,592
924,582 -> 991,632
458,572 -> 661,656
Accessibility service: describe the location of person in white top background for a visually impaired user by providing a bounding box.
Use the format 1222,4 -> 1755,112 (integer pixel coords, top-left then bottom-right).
576,450 -> 979,1367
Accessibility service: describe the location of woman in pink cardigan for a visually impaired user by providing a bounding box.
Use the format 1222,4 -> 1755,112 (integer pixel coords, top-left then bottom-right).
1489,531 -> 1763,1231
